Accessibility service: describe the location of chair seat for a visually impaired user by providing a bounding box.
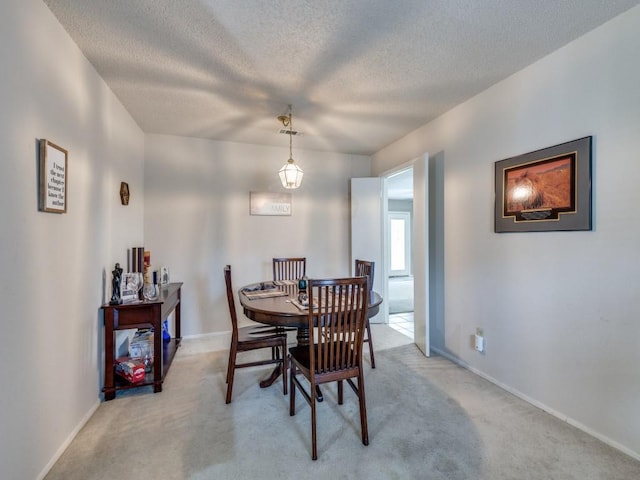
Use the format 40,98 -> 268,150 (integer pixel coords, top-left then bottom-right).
289,343 -> 357,369
238,326 -> 287,344
290,344 -> 360,383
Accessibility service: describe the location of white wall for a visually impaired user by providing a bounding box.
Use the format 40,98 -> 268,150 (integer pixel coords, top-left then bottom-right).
372,6 -> 640,458
144,134 -> 371,337
0,1 -> 145,479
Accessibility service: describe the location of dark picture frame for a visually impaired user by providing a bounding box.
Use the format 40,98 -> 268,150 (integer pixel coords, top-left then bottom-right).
39,139 -> 68,213
494,136 -> 592,233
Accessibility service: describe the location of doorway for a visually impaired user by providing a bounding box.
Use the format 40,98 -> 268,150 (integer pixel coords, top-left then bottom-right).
350,152 -> 430,356
386,168 -> 414,340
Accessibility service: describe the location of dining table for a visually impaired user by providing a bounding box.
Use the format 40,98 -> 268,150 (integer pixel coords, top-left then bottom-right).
238,279 -> 383,399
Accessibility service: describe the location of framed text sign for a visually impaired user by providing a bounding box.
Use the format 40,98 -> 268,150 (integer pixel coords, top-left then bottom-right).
494,136 -> 592,233
39,139 -> 68,213
250,192 -> 292,216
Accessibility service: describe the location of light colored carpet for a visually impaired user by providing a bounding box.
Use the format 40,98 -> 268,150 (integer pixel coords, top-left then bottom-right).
45,326 -> 640,479
389,276 -> 414,314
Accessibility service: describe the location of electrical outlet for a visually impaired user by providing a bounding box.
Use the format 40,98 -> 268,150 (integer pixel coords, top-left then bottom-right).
475,328 -> 485,353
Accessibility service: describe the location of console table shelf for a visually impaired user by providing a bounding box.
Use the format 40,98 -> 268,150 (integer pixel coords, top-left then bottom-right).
102,282 -> 183,400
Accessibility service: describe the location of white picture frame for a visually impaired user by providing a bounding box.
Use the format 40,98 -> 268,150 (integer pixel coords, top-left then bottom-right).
250,192 -> 291,216
121,272 -> 142,302
39,139 -> 68,213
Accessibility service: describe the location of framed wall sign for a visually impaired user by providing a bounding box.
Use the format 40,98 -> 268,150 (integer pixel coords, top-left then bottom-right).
39,139 -> 68,213
494,136 -> 592,233
250,192 -> 292,216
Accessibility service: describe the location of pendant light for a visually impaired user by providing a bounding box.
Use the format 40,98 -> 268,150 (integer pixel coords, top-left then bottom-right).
277,105 -> 304,189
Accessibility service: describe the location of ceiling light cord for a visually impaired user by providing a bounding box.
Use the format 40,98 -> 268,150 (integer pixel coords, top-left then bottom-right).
288,106 -> 293,163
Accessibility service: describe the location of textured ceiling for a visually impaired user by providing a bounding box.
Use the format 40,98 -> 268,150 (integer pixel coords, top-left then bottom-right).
43,0 -> 639,155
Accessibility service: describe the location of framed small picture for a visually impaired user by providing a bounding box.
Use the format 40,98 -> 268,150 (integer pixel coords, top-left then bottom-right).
39,139 -> 68,213
494,136 -> 592,233
121,273 -> 142,302
160,266 -> 169,285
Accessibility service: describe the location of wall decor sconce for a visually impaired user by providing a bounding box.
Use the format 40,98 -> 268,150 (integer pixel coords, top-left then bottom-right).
120,182 -> 130,205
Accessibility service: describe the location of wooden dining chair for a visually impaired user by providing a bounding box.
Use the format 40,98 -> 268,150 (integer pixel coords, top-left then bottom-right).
355,259 -> 376,369
272,257 -> 306,281
289,276 -> 370,460
224,265 -> 288,404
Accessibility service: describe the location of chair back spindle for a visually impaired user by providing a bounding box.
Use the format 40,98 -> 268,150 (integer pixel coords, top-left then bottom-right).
310,279 -> 368,374
273,257 -> 306,281
355,259 -> 375,292
354,259 -> 376,368
224,265 -> 239,338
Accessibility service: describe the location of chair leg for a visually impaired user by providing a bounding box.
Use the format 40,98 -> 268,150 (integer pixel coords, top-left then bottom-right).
281,346 -> 288,396
357,371 -> 369,446
225,345 -> 233,384
337,380 -> 343,405
289,362 -> 296,416
225,344 -> 237,404
311,380 -> 317,461
365,319 -> 375,368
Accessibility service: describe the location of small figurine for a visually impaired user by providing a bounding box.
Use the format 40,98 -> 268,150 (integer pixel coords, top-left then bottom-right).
297,276 -> 309,306
110,263 -> 123,305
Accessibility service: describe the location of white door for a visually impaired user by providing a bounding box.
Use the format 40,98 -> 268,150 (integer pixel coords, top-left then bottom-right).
412,154 -> 430,356
350,177 -> 384,323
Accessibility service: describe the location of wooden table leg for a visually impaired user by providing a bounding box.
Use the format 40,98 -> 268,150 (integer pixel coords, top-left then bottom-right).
259,365 -> 282,388
296,327 -> 310,346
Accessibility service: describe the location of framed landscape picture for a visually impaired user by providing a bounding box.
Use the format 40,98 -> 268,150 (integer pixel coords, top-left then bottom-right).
494,136 -> 592,233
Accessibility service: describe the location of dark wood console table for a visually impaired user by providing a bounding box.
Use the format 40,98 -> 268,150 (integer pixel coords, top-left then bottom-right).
102,282 -> 182,400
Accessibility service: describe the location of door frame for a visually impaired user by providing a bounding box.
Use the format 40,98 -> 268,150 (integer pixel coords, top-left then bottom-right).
382,153 -> 430,356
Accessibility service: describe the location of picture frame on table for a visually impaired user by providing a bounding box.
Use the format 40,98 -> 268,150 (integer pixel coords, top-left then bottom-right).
160,266 -> 170,285
121,272 -> 142,302
494,136 -> 592,233
39,139 -> 68,213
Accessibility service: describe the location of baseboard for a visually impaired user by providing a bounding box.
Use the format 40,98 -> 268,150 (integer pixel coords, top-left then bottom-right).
430,346 -> 640,462
37,399 -> 100,480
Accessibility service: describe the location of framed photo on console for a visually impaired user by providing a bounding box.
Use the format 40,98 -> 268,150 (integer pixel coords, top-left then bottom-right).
494,136 -> 592,233
160,266 -> 170,285
121,273 -> 142,302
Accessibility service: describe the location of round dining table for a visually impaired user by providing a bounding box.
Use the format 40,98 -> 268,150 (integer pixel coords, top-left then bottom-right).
238,280 -> 382,345
238,280 -> 383,396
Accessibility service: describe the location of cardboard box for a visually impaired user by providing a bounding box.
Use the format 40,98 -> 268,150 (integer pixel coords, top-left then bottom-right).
115,357 -> 146,383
